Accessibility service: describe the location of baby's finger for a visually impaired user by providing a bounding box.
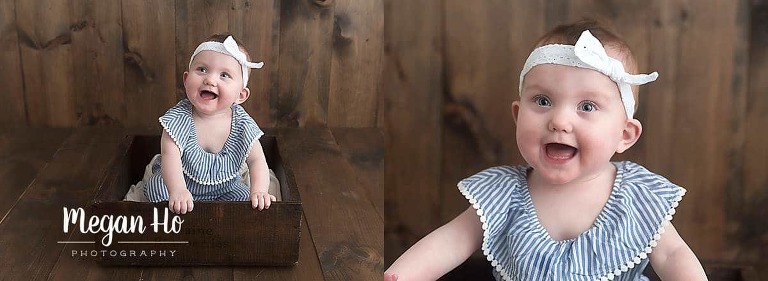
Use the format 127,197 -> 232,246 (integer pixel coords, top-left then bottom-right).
169,201 -> 178,214
180,201 -> 189,214
175,201 -> 182,214
264,197 -> 272,209
258,195 -> 265,211
270,195 -> 277,202
187,199 -> 194,212
251,197 -> 259,209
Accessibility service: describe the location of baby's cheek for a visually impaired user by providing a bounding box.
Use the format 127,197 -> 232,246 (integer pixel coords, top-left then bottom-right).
581,134 -> 619,158
515,131 -> 533,149
515,133 -> 540,162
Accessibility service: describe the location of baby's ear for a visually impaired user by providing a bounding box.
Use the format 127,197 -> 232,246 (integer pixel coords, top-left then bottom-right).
236,87 -> 250,104
182,71 -> 189,85
511,101 -> 521,125
617,119 -> 642,153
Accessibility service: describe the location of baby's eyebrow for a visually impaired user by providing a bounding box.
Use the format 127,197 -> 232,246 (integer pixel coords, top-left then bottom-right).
520,83 -> 547,95
190,61 -> 207,68
218,65 -> 239,75
580,91 -> 615,103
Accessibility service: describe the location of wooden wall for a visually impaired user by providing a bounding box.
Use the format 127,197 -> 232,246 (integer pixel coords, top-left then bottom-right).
383,0 -> 768,275
3,0 -> 768,276
0,0 -> 383,129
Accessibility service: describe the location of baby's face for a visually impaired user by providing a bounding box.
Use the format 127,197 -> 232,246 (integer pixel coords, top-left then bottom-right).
184,51 -> 246,116
513,63 -> 632,185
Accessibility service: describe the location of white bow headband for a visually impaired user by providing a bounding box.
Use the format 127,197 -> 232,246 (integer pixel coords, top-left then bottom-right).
519,30 -> 658,119
189,36 -> 264,88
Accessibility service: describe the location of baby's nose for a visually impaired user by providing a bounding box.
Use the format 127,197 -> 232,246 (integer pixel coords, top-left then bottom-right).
203,76 -> 216,86
548,111 -> 573,133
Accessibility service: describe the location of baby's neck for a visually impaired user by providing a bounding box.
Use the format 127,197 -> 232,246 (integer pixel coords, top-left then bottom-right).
528,163 -> 617,192
191,107 -> 233,154
192,107 -> 232,121
526,163 -> 618,241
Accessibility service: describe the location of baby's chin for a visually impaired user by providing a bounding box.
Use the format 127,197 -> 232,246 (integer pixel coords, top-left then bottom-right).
527,162 -> 582,185
534,172 -> 578,186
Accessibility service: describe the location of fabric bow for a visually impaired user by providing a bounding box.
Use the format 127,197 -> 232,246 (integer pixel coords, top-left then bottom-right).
189,36 -> 264,88
221,36 -> 264,88
573,31 -> 658,118
519,30 -> 658,119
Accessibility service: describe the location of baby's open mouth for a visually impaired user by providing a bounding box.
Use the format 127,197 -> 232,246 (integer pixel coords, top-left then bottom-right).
545,143 -> 577,160
201,90 -> 218,100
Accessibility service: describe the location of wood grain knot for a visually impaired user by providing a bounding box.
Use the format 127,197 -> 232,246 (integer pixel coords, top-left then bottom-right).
312,0 -> 333,8
124,51 -> 155,82
18,30 -> 71,51
70,20 -> 89,32
319,244 -> 383,271
333,15 -> 353,50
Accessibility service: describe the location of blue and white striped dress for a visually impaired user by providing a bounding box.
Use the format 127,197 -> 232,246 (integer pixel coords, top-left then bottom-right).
459,161 -> 685,281
144,99 -> 263,202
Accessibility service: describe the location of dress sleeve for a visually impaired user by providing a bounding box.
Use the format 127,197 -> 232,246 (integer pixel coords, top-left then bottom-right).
568,161 -> 687,280
458,166 -> 527,273
158,99 -> 193,153
231,105 -> 263,159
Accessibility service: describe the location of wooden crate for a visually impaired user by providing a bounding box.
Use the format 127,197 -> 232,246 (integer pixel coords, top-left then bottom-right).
86,134 -> 302,266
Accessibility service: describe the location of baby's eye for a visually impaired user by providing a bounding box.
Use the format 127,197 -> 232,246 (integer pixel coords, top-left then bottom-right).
578,101 -> 597,112
533,95 -> 551,107
196,67 -> 207,73
220,72 -> 232,79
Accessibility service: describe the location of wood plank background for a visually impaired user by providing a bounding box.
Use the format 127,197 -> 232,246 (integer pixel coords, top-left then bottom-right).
2,0 -> 768,277
382,0 -> 768,277
0,0 -> 383,129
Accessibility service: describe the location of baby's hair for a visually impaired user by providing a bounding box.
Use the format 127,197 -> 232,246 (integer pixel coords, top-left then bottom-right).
198,33 -> 254,81
535,19 -> 641,107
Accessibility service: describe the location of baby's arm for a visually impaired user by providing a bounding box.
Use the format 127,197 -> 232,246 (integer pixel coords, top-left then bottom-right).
385,206 -> 483,280
648,223 -> 707,280
245,140 -> 275,210
160,131 -> 194,214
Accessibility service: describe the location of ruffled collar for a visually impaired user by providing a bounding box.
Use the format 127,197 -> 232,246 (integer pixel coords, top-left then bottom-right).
159,99 -> 261,185
516,163 -> 626,243
459,161 -> 685,281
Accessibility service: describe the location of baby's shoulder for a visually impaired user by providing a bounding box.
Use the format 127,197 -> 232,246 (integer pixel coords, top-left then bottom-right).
158,99 -> 194,148
614,161 -> 686,205
231,104 -> 260,129
459,165 -> 528,193
616,161 -> 683,191
463,165 -> 524,182
227,105 -> 263,150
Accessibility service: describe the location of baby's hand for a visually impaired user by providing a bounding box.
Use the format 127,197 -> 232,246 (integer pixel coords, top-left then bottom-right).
384,272 -> 398,281
250,191 -> 277,211
168,189 -> 194,214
